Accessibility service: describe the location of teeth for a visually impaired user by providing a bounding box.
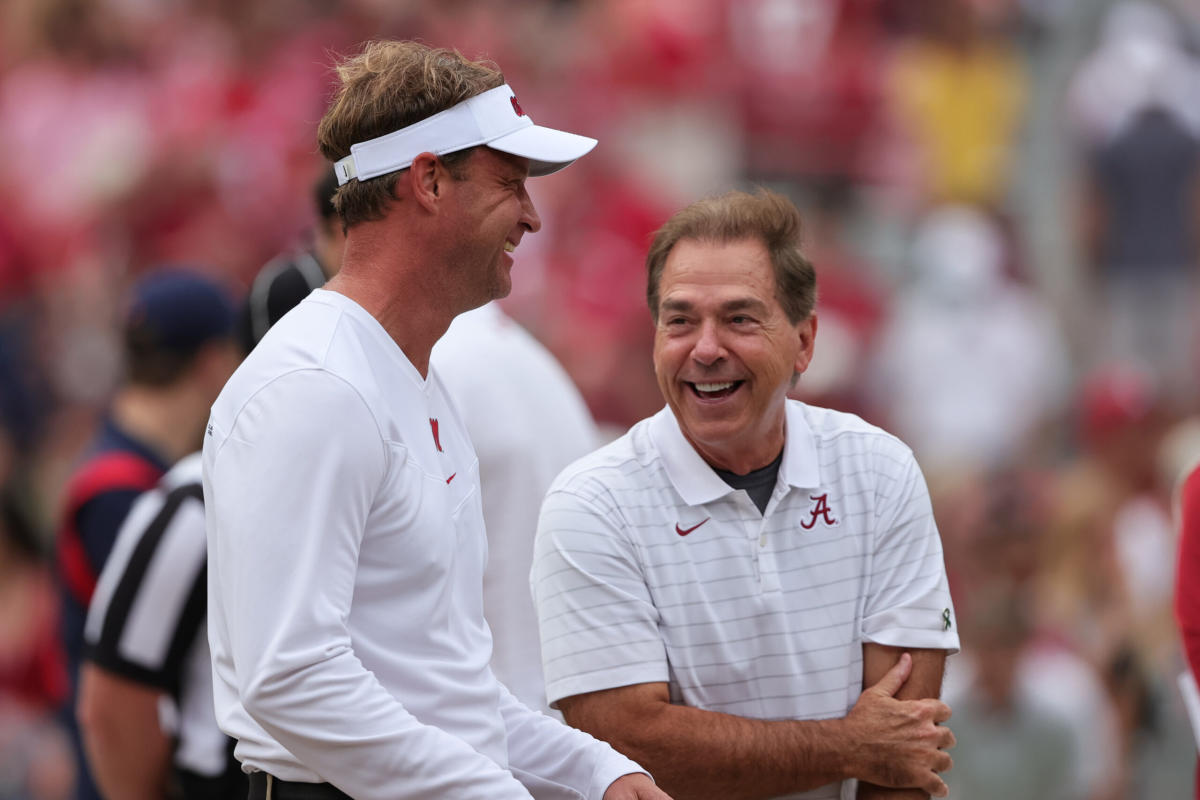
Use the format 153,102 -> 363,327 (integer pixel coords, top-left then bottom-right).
504,242 -> 515,253
695,382 -> 734,392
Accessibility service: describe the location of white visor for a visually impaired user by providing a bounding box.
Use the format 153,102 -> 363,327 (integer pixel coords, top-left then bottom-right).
333,84 -> 597,185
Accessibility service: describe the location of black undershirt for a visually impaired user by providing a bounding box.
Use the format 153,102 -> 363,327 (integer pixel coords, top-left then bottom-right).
713,449 -> 783,515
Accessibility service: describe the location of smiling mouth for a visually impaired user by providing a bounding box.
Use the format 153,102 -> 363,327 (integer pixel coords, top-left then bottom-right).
689,381 -> 742,399
504,242 -> 515,253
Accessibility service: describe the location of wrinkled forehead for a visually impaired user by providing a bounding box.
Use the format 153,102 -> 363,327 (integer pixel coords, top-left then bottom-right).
658,237 -> 778,293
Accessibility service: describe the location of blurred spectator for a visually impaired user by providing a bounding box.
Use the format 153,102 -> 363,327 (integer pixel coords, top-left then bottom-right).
941,469 -> 1124,800
0,0 -> 354,285
0,698 -> 74,800
1069,1 -> 1200,402
731,0 -> 890,182
1040,364 -> 1195,797
0,471 -> 74,800
865,204 -> 1069,476
53,268 -> 238,800
1071,365 -> 1178,652
0,485 -> 66,714
432,302 -> 601,714
0,311 -> 50,459
884,0 -> 1027,209
1067,1 -> 1200,148
943,584 -> 1081,800
787,178 -> 887,418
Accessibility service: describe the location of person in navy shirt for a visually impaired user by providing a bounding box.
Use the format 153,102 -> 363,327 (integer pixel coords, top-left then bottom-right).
55,267 -> 238,800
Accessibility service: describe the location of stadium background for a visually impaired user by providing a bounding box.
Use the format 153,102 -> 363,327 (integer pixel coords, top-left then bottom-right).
1,0 -> 1198,797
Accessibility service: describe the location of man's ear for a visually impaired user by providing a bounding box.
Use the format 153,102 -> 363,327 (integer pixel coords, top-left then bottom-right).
794,313 -> 817,375
409,152 -> 442,213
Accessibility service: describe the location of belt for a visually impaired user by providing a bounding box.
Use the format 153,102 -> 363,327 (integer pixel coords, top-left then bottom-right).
247,772 -> 353,800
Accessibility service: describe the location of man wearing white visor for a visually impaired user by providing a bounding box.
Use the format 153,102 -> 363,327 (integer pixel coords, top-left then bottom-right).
203,40 -> 670,800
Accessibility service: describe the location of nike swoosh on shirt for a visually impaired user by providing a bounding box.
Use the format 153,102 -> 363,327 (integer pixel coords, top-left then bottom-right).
675,518 -> 710,536
446,473 -> 456,484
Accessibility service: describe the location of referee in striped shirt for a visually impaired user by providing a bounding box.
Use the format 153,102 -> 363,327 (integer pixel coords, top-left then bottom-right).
79,453 -> 228,800
76,193 -> 339,800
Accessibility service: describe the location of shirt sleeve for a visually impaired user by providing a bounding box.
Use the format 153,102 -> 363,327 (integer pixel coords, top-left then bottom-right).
861,442 -> 960,652
84,485 -> 207,690
532,484 -> 670,708
207,370 -> 534,800
77,489 -> 145,577
496,681 -> 649,800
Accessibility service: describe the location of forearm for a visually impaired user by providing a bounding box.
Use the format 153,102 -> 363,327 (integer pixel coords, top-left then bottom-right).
855,645 -> 947,799
565,699 -> 854,800
85,737 -> 169,800
77,666 -> 171,800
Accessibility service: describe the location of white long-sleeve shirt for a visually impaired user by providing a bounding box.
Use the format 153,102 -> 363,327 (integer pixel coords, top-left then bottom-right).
203,290 -> 643,800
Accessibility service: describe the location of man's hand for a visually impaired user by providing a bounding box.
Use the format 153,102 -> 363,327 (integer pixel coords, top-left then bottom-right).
603,772 -> 674,800
842,653 -> 955,797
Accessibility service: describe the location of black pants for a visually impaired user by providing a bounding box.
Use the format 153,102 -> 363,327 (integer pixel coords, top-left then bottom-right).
176,764 -> 249,800
247,772 -> 352,800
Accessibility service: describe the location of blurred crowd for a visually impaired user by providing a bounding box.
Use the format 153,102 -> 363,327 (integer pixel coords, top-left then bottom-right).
2,0 -> 1200,797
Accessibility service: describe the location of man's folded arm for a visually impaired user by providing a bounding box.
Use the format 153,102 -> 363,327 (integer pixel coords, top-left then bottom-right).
557,651 -> 952,800
855,644 -> 953,800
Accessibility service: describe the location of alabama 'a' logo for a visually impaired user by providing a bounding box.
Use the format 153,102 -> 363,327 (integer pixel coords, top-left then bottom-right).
511,96 -> 525,117
429,418 -> 443,452
800,493 -> 837,529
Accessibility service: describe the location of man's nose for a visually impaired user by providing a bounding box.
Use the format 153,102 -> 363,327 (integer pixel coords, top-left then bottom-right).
691,320 -> 725,365
519,184 -> 541,233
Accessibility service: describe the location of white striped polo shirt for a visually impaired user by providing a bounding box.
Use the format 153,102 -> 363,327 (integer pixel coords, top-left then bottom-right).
532,400 -> 959,800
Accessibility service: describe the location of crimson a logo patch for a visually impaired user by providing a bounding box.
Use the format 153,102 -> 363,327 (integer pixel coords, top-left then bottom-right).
510,96 -> 525,117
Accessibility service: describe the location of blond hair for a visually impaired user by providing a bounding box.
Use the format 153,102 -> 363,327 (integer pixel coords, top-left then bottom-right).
317,40 -> 504,228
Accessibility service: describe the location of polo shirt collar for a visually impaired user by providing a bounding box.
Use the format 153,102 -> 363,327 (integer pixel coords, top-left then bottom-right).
778,401 -> 821,491
649,400 -> 822,507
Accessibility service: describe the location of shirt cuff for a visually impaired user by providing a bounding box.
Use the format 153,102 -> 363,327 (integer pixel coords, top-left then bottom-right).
589,750 -> 651,800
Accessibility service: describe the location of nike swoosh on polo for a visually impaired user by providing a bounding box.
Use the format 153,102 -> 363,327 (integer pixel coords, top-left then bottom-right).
675,517 -> 710,536
446,473 -> 456,484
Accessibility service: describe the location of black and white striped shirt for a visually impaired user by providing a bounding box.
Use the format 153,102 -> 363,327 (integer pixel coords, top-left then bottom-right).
84,453 -> 244,799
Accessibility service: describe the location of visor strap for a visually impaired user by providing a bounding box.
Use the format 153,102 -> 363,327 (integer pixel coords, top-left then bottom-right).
335,158 -> 357,184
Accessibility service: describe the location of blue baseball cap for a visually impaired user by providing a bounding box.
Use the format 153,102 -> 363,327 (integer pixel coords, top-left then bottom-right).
124,267 -> 236,356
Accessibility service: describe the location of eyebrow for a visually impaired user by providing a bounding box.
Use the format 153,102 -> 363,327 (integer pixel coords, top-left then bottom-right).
493,151 -> 532,180
659,297 -> 769,315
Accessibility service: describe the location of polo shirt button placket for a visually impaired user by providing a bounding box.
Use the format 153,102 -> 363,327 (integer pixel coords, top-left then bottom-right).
737,499 -> 763,585
757,518 -> 781,594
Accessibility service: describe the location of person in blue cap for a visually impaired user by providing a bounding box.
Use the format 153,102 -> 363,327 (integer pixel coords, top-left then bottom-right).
76,249 -> 340,800
54,266 -> 239,800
